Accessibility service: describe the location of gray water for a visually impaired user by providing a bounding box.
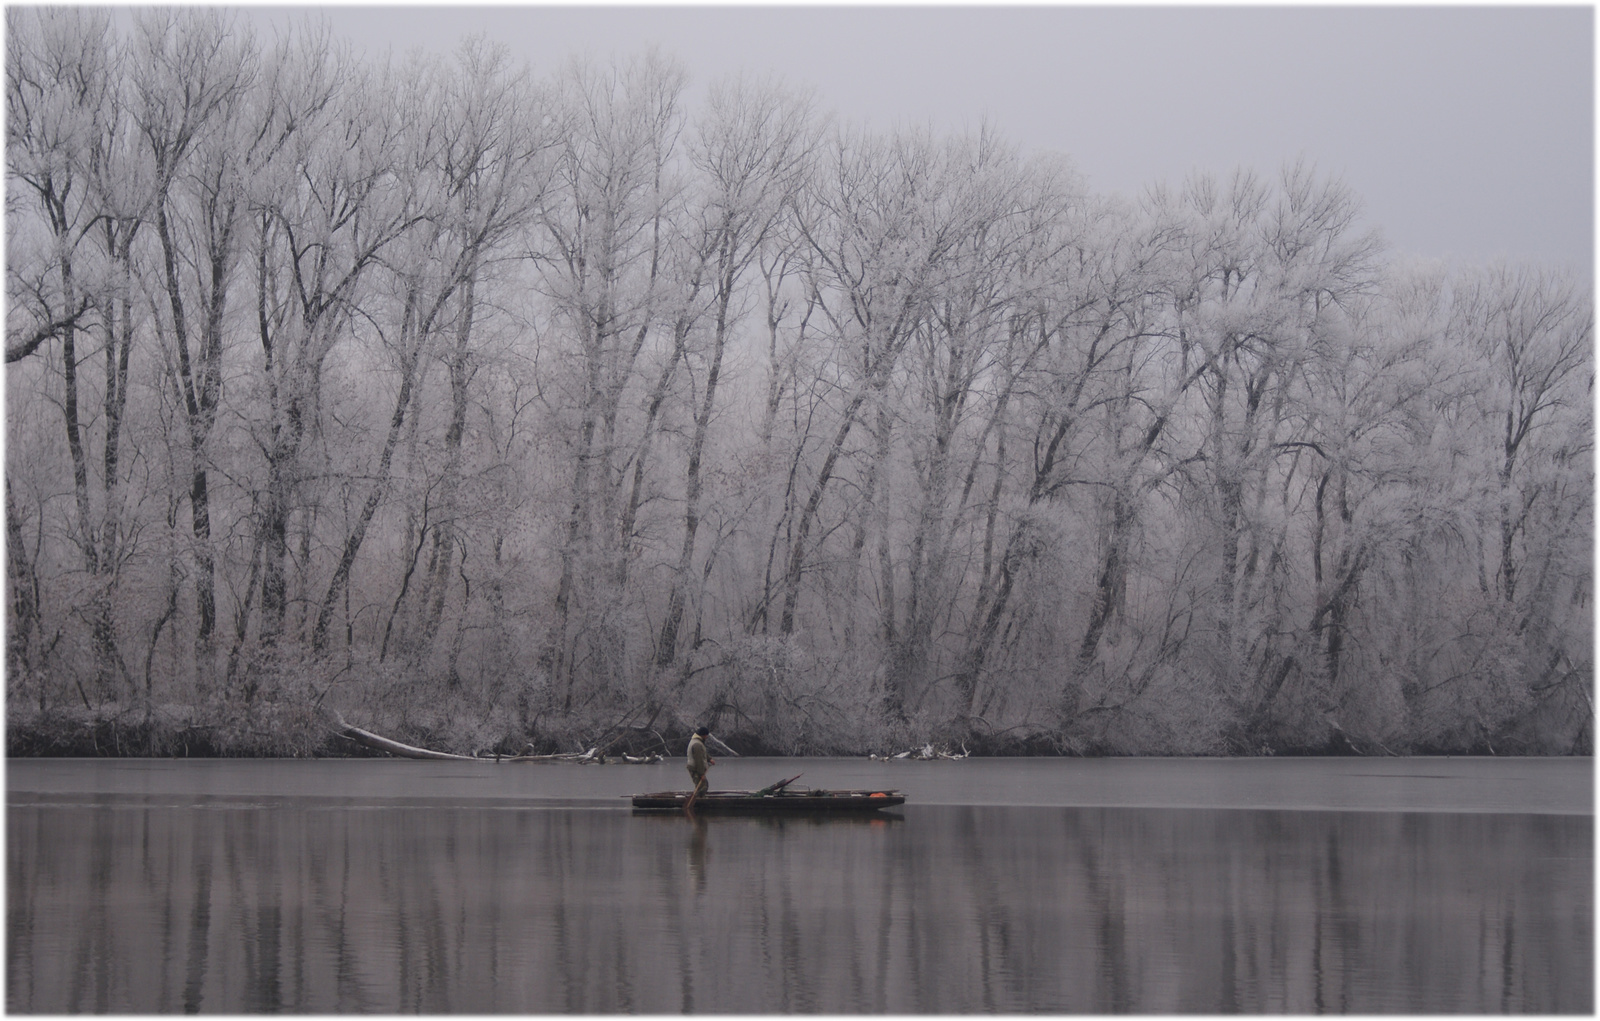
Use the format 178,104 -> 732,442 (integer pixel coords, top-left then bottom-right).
7,756 -> 1592,1013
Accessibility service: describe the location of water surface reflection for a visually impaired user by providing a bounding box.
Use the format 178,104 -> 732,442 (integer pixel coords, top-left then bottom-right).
7,796 -> 1590,1012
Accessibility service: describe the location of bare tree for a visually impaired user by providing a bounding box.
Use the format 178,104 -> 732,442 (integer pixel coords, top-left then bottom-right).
7,7 -> 148,698
312,40 -> 553,668
652,75 -> 820,673
230,33 -> 419,692
531,51 -> 687,709
776,127 -> 981,640
1452,265 -> 1592,608
133,8 -> 257,670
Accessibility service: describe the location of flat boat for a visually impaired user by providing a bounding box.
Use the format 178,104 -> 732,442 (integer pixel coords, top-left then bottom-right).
630,787 -> 905,813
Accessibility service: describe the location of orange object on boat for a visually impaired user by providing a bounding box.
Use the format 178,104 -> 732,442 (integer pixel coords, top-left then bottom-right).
870,792 -> 887,798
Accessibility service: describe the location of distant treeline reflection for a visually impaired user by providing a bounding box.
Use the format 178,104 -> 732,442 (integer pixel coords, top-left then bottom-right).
7,800 -> 1591,1012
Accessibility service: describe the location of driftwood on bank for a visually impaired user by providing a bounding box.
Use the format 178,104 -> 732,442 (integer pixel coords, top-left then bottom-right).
327,710 -> 662,763
499,747 -> 662,764
869,743 -> 969,761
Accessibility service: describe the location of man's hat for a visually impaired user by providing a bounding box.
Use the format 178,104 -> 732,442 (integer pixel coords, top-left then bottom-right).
695,726 -> 710,736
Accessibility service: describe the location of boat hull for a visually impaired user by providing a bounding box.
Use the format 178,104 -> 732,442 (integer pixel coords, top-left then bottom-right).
630,789 -> 905,813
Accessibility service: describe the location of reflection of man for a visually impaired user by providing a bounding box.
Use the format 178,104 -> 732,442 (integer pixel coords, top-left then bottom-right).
685,727 -> 715,810
688,813 -> 709,891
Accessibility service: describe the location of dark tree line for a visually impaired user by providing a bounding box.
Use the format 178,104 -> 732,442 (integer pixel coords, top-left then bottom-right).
7,10 -> 1591,754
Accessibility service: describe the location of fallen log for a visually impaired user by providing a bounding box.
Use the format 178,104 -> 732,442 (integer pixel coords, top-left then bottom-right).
705,732 -> 740,757
503,747 -> 601,763
337,722 -> 481,761
868,742 -> 969,761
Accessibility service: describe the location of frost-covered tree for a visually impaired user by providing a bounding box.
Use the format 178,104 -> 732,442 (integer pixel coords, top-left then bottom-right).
4,11 -> 1588,755
531,50 -> 688,710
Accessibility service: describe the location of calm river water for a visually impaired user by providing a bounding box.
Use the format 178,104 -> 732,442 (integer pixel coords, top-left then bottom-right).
7,756 -> 1592,1013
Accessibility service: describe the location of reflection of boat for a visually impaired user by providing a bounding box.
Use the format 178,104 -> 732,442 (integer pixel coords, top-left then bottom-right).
630,787 -> 906,813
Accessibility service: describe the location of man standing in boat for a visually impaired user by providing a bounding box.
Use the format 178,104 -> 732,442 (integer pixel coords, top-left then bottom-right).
685,727 -> 715,809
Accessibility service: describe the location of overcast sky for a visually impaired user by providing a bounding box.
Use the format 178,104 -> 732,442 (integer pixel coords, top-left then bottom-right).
246,4 -> 1594,274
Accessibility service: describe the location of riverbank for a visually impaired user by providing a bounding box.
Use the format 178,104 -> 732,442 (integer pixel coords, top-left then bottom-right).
3,702 -> 1052,759
6,703 -> 353,758
5,700 -> 1584,759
